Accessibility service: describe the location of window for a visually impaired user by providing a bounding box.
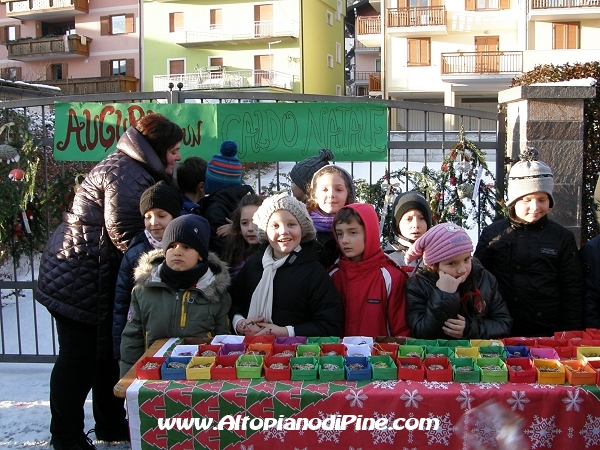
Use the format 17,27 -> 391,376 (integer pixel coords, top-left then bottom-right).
101,59 -> 135,77
210,9 -> 222,30
336,42 -> 342,64
326,11 -> 333,25
336,0 -> 343,21
47,63 -> 68,81
327,54 -> 334,68
1,66 -> 21,81
0,25 -> 19,42
42,21 -> 75,36
169,59 -> 185,75
407,38 -> 431,66
375,58 -> 381,72
336,84 -> 342,96
476,0 -> 499,9
100,14 -> 135,35
553,22 -> 579,49
465,0 -> 509,10
169,12 -> 184,33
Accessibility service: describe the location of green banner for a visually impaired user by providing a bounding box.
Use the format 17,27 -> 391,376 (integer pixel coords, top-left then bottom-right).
54,101 -> 388,162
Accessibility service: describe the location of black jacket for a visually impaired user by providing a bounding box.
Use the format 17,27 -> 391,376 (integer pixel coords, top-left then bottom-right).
112,231 -> 153,359
406,261 -> 512,339
578,235 -> 600,329
200,184 -> 254,257
36,127 -> 171,350
229,241 -> 343,337
474,215 -> 583,337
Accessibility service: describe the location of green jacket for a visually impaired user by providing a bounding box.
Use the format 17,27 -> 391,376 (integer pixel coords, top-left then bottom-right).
119,249 -> 231,376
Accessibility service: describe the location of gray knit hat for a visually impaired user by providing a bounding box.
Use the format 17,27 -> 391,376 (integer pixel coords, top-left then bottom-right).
139,181 -> 182,218
162,215 -> 210,261
252,192 -> 316,243
507,147 -> 554,207
289,148 -> 334,194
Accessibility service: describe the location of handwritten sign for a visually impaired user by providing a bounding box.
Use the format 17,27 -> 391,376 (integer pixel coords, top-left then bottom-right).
54,102 -> 388,162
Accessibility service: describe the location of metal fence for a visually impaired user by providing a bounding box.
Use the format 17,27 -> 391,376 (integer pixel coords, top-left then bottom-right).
0,90 -> 501,362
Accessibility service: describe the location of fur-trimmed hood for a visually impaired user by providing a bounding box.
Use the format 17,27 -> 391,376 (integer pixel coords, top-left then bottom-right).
134,248 -> 230,303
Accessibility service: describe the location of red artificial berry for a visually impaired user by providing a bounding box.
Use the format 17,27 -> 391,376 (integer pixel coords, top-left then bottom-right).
435,193 -> 442,201
450,177 -> 457,186
441,164 -> 448,171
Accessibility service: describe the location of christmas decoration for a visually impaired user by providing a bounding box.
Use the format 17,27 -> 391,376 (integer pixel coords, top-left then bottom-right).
8,168 -> 24,181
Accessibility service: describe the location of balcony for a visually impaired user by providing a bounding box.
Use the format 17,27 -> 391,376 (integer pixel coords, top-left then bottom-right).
7,34 -> 92,61
530,0 -> 600,20
153,69 -> 296,92
5,0 -> 88,21
387,6 -> 447,36
369,73 -> 381,92
177,20 -> 299,48
441,51 -> 523,84
354,42 -> 380,53
355,16 -> 382,48
39,76 -> 139,95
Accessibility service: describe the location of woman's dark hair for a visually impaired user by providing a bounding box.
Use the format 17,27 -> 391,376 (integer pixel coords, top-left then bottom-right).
223,194 -> 265,268
177,156 -> 207,193
135,113 -> 184,166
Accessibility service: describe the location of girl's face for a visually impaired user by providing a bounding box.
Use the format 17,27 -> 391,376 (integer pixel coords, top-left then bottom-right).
266,210 -> 302,259
144,208 -> 174,241
164,142 -> 182,175
398,209 -> 428,241
165,242 -> 201,271
240,205 -> 259,245
437,252 -> 472,280
314,172 -> 349,215
513,191 -> 550,223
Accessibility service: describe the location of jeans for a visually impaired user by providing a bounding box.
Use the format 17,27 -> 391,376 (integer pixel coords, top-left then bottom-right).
49,314 -> 126,443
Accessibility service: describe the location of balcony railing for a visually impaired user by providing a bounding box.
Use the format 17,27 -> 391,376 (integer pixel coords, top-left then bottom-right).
39,76 -> 139,95
153,69 -> 295,92
388,6 -> 446,27
6,0 -> 88,18
441,51 -> 523,75
352,71 -> 380,83
369,73 -> 381,91
354,41 -> 380,52
531,0 -> 599,8
356,16 -> 381,35
7,34 -> 91,61
181,20 -> 299,44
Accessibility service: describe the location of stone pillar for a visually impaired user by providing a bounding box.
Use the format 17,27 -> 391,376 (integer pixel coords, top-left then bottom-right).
498,84 -> 596,244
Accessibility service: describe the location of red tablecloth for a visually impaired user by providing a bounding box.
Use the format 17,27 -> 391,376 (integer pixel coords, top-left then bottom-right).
126,376 -> 600,450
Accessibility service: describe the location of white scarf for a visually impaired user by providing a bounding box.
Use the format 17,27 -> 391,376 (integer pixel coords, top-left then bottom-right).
247,246 -> 297,323
144,229 -> 162,249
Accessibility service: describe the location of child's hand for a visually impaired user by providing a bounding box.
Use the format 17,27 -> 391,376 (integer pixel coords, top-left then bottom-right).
216,218 -> 233,237
255,323 -> 288,337
436,270 -> 467,293
236,317 -> 265,335
442,314 -> 466,338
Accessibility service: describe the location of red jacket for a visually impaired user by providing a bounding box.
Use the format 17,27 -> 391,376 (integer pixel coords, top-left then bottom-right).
330,203 -> 410,337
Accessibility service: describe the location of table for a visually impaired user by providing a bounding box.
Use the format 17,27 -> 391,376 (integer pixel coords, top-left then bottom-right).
117,339 -> 600,450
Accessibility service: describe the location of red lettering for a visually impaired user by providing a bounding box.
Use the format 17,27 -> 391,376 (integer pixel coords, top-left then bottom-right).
56,109 -> 86,152
183,121 -> 202,147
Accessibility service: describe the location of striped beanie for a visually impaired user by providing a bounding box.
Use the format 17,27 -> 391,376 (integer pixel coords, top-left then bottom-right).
204,140 -> 243,195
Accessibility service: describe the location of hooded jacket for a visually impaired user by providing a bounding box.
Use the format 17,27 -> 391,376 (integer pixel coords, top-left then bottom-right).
329,203 -> 410,337
200,184 -> 254,257
474,214 -> 583,337
119,249 -> 231,375
36,127 -> 172,349
229,240 -> 343,337
405,260 -> 512,339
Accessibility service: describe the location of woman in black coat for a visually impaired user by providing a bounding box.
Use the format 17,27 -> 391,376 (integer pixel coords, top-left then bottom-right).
36,114 -> 183,450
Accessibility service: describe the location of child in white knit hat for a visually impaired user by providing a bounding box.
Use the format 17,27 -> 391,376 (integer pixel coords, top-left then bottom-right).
229,192 -> 343,337
474,147 -> 583,337
405,223 -> 512,339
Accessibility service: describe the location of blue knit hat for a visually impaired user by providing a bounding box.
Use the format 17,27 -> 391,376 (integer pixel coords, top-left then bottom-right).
204,141 -> 243,195
162,215 -> 210,261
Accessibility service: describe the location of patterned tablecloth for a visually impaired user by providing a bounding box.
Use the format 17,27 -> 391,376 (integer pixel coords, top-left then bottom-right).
125,341 -> 600,450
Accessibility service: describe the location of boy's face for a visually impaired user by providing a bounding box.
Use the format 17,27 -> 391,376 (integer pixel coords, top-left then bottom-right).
290,182 -> 307,202
335,219 -> 365,262
144,208 -> 174,241
266,210 -> 302,259
165,242 -> 201,271
314,172 -> 348,215
514,191 -> 550,223
398,208 -> 428,241
437,251 -> 472,280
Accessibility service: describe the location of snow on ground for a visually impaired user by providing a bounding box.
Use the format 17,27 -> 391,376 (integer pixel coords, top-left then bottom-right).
0,158 -> 497,448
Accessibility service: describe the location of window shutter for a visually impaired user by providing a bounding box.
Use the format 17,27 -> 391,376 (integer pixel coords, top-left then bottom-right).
100,16 -> 109,36
408,39 -> 418,64
101,60 -> 111,77
14,25 -> 20,39
567,23 -> 579,48
61,63 -> 68,79
14,66 -> 21,81
0,27 -> 6,43
125,59 -> 135,77
465,0 -> 476,11
1,68 -> 8,79
125,13 -> 134,34
422,39 -> 431,65
499,0 -> 510,9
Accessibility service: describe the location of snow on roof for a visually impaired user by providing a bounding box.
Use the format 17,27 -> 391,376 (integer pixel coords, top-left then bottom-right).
531,77 -> 597,87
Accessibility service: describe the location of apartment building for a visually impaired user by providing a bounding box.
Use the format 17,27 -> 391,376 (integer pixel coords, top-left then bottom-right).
143,0 -> 346,95
347,0 -> 600,119
0,0 -> 140,95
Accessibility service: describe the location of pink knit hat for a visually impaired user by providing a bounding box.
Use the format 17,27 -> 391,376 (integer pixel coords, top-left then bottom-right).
405,223 -> 473,266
